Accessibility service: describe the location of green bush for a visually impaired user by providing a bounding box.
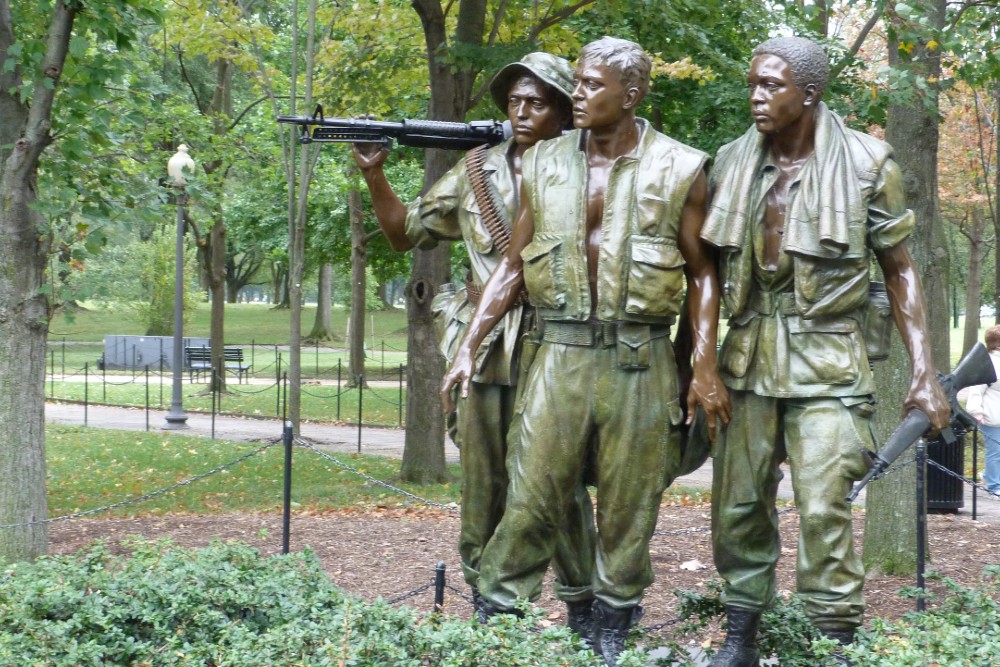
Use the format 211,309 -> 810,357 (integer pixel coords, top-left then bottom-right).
0,540 -> 602,667
657,571 -> 1000,667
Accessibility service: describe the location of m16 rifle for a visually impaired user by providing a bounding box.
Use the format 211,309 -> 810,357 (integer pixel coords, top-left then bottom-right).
846,342 -> 997,502
277,105 -> 512,151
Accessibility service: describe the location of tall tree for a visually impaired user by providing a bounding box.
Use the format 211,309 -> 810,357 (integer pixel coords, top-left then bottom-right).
865,0 -> 947,574
0,0 -> 161,563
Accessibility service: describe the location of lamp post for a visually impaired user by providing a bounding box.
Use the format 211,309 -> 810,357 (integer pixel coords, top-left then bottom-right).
163,145 -> 194,429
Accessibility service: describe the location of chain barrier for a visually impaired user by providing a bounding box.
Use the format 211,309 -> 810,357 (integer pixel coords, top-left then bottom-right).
294,437 -> 459,512
926,458 -> 1000,500
300,385 -> 354,400
360,385 -> 403,408
652,506 -> 796,537
445,583 -> 475,605
228,380 -> 282,395
0,440 -> 280,531
386,582 -> 435,605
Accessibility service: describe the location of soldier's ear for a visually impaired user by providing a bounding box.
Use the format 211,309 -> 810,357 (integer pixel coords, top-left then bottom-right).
623,86 -> 641,110
803,83 -> 819,107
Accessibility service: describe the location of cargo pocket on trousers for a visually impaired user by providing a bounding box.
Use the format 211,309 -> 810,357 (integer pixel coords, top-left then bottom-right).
840,395 -> 877,481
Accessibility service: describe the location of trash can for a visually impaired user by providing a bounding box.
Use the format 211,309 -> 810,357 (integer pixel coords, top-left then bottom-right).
926,433 -> 964,513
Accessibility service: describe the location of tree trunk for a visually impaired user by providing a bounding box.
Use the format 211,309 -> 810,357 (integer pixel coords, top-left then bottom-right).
994,84 -> 1000,324
864,0 -> 946,574
306,263 -> 335,341
0,1 -> 80,563
962,209 -> 985,354
348,187 -> 368,387
398,0 -> 485,483
208,212 -> 227,392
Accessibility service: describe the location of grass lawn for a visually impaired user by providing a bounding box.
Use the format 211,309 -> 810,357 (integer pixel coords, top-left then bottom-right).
46,424 -> 460,518
47,378 -> 407,426
45,424 -> 709,519
49,302 -> 411,348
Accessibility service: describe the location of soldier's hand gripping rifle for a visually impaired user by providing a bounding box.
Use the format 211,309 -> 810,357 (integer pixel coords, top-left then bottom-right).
277,105 -> 512,151
846,342 -> 997,503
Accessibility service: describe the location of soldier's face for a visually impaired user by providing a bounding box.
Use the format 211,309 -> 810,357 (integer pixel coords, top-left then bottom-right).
571,61 -> 628,130
747,54 -> 809,134
506,76 -> 567,146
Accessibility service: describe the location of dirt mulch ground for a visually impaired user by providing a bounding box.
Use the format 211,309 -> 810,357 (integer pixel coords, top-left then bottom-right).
47,503 -> 1000,640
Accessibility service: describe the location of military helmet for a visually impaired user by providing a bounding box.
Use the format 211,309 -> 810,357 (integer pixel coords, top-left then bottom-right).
488,52 -> 574,114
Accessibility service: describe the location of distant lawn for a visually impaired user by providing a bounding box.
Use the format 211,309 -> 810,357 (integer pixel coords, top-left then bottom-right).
46,424 -> 460,518
44,424 -> 708,520
49,302 -> 411,348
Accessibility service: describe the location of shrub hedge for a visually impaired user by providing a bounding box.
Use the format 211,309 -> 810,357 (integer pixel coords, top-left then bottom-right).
2,541 -> 997,666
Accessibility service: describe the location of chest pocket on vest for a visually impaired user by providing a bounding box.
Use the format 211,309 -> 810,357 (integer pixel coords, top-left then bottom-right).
521,234 -> 566,309
625,236 -> 685,318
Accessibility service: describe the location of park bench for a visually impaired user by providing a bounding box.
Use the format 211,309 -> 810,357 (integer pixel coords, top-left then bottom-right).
184,346 -> 252,384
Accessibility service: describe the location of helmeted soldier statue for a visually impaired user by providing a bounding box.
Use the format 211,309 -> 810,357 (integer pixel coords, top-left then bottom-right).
352,52 -> 599,639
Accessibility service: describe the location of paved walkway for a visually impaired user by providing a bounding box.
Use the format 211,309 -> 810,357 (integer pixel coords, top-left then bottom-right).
46,401 -> 1000,524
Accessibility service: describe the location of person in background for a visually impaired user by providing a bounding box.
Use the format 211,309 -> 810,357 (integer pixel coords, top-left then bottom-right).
966,324 -> 1000,496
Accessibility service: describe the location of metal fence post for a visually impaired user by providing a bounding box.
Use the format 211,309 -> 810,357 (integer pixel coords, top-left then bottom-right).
84,362 -> 89,427
973,426 -> 979,521
61,335 -> 66,377
337,358 -> 342,421
275,354 -> 283,417
50,348 -> 55,398
357,374 -> 363,454
398,364 -> 404,426
916,438 -> 927,612
144,365 -> 150,432
434,562 -> 446,613
102,355 -> 106,401
282,420 -> 294,555
211,371 -> 217,440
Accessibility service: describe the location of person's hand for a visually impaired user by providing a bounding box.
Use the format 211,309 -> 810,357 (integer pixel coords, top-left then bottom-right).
440,348 -> 475,413
686,368 -> 731,441
904,372 -> 951,434
351,141 -> 389,172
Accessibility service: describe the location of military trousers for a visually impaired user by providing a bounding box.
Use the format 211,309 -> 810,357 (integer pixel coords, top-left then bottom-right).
478,334 -> 683,610
711,391 -> 874,629
456,379 -> 595,602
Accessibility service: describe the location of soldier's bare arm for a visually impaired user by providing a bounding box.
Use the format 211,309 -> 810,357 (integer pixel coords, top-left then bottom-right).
351,143 -> 414,252
440,184 -> 533,412
875,242 -> 950,432
677,170 -> 731,439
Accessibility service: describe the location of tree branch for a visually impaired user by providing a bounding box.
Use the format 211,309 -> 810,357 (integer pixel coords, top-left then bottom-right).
527,0 -> 595,42
177,50 -> 206,114
831,7 -> 883,79
228,94 -> 289,130
23,0 -> 79,160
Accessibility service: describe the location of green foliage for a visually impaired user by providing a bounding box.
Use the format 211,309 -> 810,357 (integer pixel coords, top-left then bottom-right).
76,228 -> 199,335
0,540 -> 603,666
661,572 -> 1000,666
845,568 -> 1000,666
45,424 -> 459,517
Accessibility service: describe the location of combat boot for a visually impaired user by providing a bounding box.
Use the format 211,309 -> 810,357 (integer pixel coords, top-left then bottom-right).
565,599 -> 599,654
593,600 -> 643,666
708,605 -> 761,667
819,628 -> 855,666
473,590 -> 523,625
